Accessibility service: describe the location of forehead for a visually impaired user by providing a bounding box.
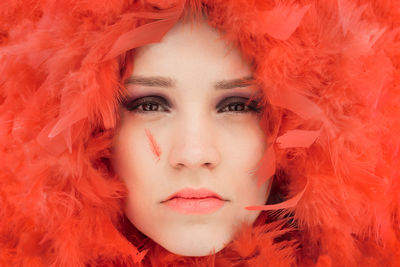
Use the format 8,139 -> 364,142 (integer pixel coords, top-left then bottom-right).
131,19 -> 252,82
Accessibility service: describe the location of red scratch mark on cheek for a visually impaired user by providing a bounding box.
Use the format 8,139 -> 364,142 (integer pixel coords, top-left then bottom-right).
145,128 -> 162,161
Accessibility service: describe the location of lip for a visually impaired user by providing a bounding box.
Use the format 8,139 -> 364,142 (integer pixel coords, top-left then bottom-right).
161,188 -> 227,214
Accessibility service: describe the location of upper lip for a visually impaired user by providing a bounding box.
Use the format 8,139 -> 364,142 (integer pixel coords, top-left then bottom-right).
162,188 -> 225,202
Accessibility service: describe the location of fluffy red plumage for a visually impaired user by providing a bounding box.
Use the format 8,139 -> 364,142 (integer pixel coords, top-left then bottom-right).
1,0 -> 399,266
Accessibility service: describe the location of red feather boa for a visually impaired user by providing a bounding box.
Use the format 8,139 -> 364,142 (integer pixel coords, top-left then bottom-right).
1,0 -> 399,266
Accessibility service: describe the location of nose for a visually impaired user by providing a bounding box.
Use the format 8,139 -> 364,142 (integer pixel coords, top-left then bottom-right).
168,115 -> 221,170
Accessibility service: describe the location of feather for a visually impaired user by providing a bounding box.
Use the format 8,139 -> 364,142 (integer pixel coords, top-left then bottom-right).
246,176 -> 308,211
102,1 -> 185,61
276,130 -> 320,149
338,0 -> 368,36
267,86 -> 322,120
1,0 -> 399,265
259,3 -> 310,40
144,128 -> 162,161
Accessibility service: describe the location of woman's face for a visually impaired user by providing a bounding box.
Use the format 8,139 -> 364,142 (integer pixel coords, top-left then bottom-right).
113,19 -> 270,256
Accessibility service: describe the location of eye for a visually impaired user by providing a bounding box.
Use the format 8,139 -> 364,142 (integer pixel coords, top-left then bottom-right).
123,95 -> 170,113
217,96 -> 262,114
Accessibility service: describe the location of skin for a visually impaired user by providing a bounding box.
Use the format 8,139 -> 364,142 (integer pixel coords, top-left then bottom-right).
112,18 -> 271,256
144,128 -> 162,160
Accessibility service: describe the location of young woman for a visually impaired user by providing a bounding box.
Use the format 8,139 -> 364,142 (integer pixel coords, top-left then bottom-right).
1,0 -> 399,266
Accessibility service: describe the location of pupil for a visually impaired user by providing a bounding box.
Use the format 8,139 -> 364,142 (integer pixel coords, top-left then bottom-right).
231,104 -> 244,111
144,103 -> 158,111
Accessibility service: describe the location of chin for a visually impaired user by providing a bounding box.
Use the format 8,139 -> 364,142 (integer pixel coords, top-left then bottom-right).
163,240 -> 226,257
154,225 -> 232,257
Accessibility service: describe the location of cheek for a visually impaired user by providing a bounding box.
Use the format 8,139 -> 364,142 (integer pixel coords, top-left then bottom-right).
113,122 -> 155,187
145,128 -> 162,160
220,118 -> 267,198
113,124 -> 160,220
221,117 -> 265,170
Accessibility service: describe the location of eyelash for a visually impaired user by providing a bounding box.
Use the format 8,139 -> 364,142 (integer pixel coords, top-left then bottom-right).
122,95 -> 262,114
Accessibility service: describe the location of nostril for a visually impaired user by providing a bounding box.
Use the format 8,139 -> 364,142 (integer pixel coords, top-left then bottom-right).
168,141 -> 221,170
204,162 -> 215,169
176,163 -> 184,169
173,162 -> 214,170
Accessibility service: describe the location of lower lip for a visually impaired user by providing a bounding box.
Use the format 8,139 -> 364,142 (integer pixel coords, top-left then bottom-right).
163,197 -> 225,214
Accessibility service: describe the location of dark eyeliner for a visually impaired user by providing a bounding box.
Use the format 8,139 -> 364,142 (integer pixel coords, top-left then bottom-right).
217,96 -> 262,113
123,95 -> 170,112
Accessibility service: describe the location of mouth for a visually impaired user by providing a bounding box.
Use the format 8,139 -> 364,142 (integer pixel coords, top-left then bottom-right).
163,187 -> 225,201
161,187 -> 227,214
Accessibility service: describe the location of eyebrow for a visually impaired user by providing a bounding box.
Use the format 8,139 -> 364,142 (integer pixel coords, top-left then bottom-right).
125,76 -> 175,87
213,76 -> 254,89
125,75 -> 254,90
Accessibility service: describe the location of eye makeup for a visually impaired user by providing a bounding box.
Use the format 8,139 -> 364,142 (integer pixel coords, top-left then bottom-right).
122,94 -> 263,114
216,96 -> 262,113
122,95 -> 171,113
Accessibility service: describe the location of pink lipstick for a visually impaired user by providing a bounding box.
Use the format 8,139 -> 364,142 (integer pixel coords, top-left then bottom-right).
162,188 -> 226,214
